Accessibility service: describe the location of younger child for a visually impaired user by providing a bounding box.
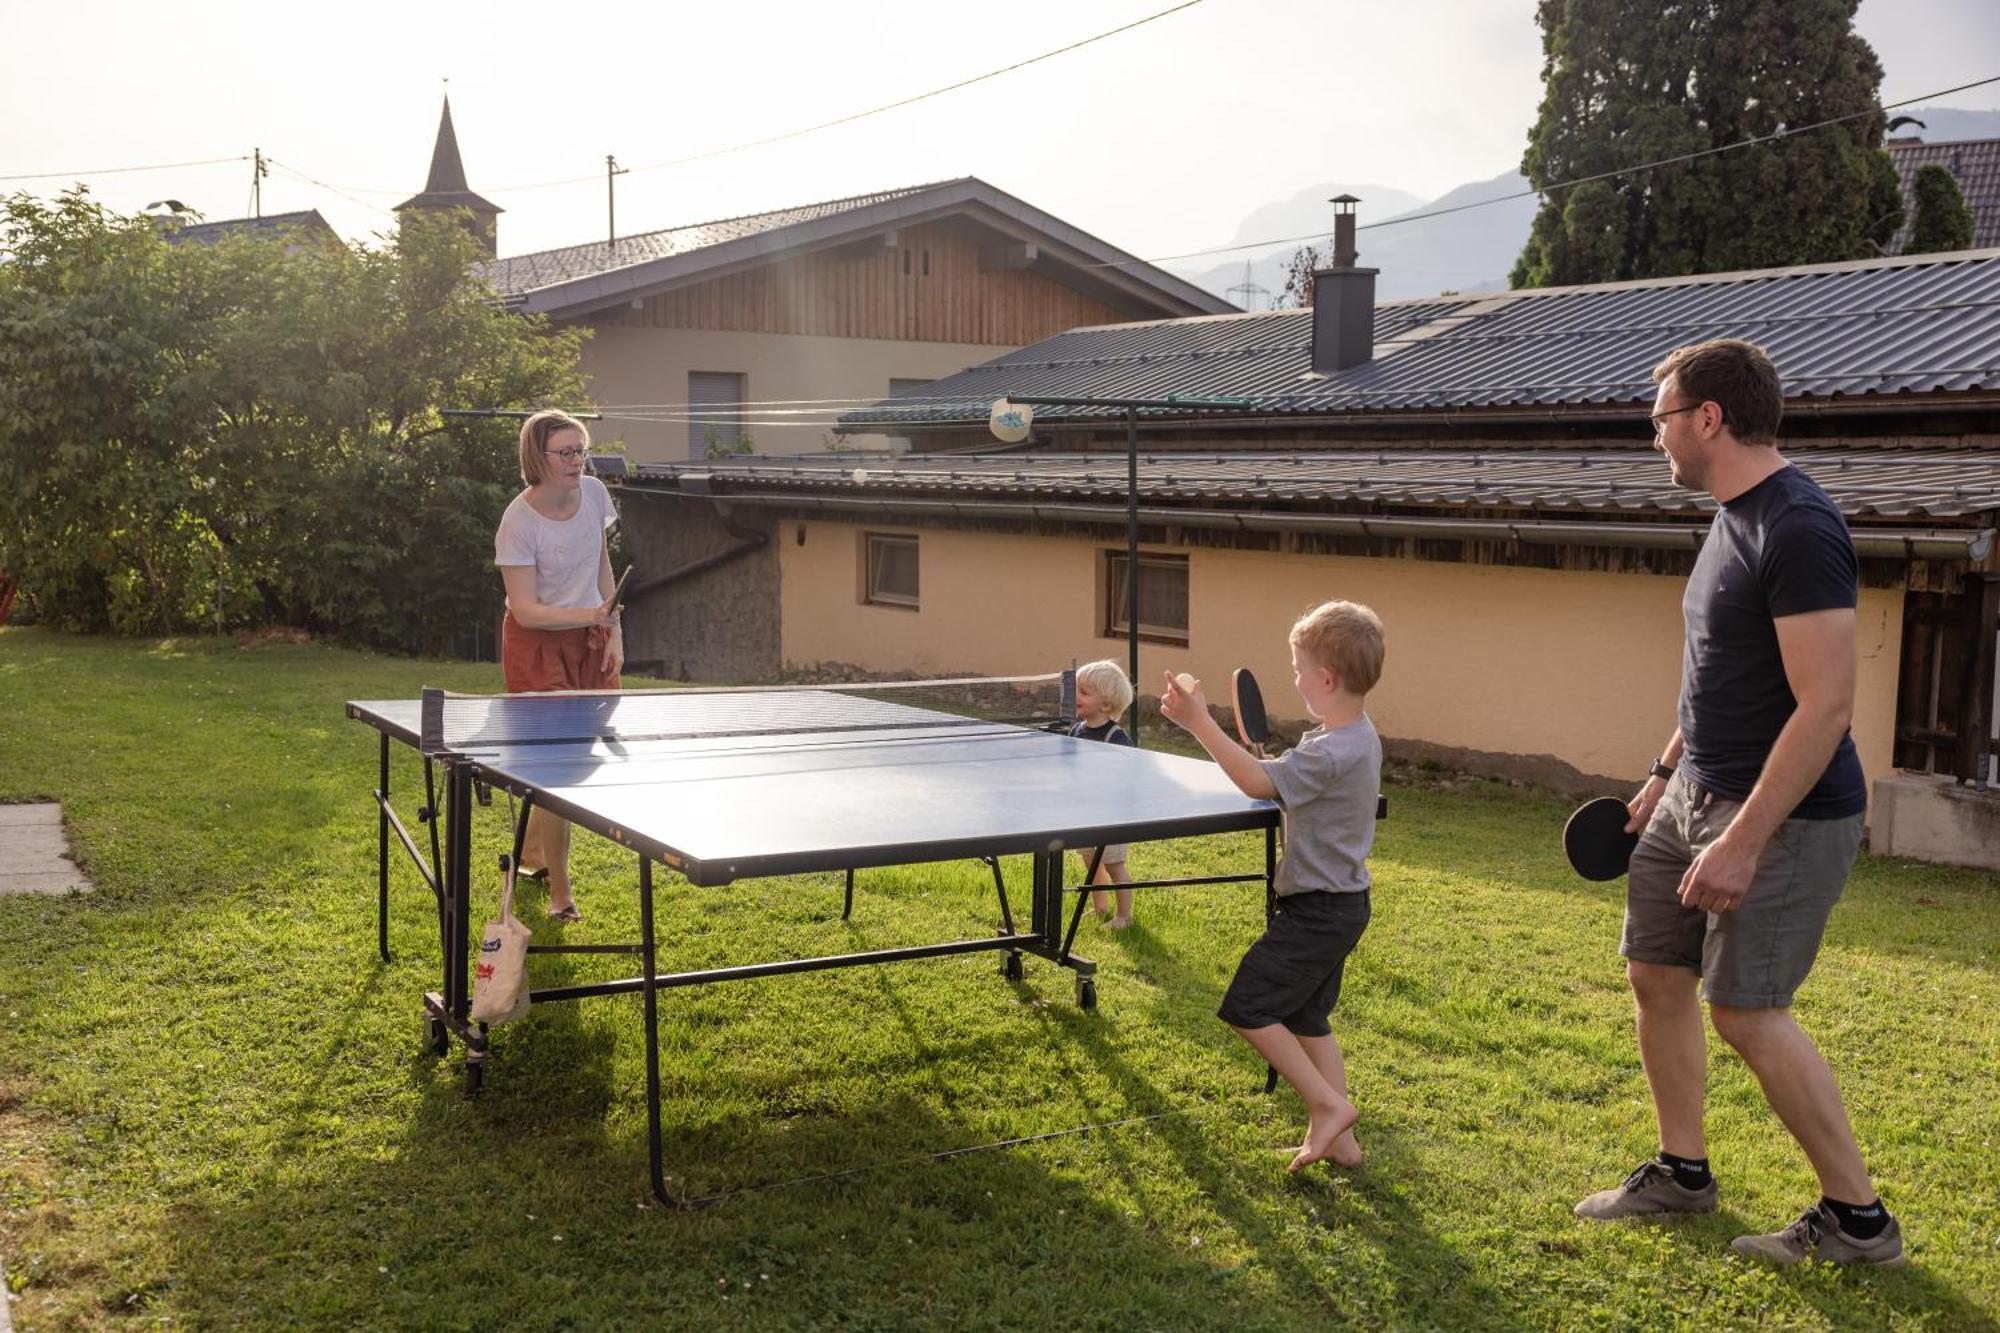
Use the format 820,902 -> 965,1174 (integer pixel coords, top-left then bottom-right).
1071,659 -> 1138,928
1160,600 -> 1385,1171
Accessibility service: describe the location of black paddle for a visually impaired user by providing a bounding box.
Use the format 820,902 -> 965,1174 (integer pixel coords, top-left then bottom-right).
1232,667 -> 1270,757
606,564 -> 635,619
1564,796 -> 1640,880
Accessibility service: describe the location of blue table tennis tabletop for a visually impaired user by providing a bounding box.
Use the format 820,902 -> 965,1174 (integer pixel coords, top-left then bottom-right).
348,689 -> 1277,885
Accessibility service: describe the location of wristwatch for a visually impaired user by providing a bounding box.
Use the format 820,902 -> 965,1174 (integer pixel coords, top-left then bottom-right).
1647,758 -> 1676,781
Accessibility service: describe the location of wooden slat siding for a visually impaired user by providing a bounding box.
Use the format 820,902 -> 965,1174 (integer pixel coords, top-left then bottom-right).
630,220 -> 1129,344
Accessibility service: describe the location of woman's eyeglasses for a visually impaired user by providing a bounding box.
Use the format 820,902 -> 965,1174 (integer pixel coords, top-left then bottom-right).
542,446 -> 589,462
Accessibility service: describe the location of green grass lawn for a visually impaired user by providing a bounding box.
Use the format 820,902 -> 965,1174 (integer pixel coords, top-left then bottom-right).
1,626 -> 1996,1330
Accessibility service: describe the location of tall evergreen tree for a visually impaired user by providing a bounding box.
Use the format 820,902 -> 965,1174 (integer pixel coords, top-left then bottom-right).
1904,163 -> 1975,254
1512,0 -> 1903,288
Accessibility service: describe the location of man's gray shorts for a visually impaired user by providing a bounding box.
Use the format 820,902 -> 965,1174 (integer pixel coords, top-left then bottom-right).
1622,772 -> 1864,1009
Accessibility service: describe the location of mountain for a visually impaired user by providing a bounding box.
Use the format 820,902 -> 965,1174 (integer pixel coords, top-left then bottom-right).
1176,104 -> 2000,310
1175,169 -> 1533,307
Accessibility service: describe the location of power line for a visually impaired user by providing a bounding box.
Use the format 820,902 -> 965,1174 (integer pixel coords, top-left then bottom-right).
266,160 -> 396,218
231,0 -> 1212,199
0,153 -> 250,183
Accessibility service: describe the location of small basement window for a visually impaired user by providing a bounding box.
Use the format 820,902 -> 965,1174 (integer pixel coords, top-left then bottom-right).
863,533 -> 919,609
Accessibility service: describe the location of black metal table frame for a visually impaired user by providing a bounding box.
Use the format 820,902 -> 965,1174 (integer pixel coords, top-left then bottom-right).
355,715 -> 1278,1209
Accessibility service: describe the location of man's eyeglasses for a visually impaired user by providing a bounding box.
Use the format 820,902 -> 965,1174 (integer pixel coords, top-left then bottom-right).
1649,404 -> 1702,436
542,446 -> 589,462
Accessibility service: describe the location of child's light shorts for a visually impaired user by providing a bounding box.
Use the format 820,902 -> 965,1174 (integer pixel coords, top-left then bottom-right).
1073,843 -> 1128,870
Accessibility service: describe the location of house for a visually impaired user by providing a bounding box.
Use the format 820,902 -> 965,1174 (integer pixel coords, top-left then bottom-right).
158,208 -> 342,251
606,236 -> 2000,867
469,176 -> 1234,461
392,92 -> 1233,463
1887,135 -> 2000,252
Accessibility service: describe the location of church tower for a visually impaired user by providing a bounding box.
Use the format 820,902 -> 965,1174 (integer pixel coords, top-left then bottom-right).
395,96 -> 502,257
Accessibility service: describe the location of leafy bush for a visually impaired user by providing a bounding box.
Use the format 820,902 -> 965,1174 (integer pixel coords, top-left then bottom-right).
0,192 -> 586,652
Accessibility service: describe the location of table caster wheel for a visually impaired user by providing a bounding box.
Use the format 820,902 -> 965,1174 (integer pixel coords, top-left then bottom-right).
1002,951 -> 1024,980
423,1014 -> 448,1059
1076,977 -> 1097,1009
464,1059 -> 485,1095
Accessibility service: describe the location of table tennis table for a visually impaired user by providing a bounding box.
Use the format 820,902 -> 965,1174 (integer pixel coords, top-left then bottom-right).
347,671 -> 1279,1206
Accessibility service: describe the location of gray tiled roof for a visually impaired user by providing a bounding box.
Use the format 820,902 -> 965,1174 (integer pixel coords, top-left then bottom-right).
1889,138 -> 2000,251
474,182 -> 959,298
840,248 -> 2000,426
629,449 -> 2000,522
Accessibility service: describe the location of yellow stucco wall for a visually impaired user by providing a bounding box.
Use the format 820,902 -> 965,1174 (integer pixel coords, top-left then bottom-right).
779,521 -> 1904,794
576,324 -> 1005,463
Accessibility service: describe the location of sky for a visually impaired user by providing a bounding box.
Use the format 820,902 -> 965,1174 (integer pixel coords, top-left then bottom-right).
3,0 -> 1996,271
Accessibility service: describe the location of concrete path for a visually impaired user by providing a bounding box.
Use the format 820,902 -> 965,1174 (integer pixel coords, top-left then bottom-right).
0,804 -> 92,896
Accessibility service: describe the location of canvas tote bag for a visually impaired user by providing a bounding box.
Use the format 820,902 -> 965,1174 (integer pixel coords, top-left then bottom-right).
470,859 -> 535,1025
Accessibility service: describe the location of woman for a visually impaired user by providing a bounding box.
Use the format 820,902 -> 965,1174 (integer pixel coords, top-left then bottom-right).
494,409 -> 623,921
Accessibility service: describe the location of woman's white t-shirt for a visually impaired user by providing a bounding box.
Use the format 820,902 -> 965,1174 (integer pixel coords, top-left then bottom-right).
494,475 -> 617,611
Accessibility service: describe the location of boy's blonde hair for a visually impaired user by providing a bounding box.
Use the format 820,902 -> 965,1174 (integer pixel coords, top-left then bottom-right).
518,409 -> 591,485
1290,600 -> 1384,694
1075,659 -> 1135,717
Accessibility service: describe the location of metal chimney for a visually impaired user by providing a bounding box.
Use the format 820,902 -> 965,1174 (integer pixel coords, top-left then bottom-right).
1312,195 -> 1377,375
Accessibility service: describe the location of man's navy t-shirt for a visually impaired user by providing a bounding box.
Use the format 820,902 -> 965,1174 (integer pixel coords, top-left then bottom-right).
1677,464 -> 1868,820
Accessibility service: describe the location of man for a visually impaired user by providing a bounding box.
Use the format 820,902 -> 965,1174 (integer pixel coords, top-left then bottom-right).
1573,339 -> 1900,1265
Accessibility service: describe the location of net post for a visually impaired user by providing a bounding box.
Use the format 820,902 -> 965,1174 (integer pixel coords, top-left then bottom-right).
1060,667 -> 1076,725
419,686 -> 446,758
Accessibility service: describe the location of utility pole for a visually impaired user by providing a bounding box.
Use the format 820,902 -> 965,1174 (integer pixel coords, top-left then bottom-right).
607,154 -> 629,253
252,147 -> 268,218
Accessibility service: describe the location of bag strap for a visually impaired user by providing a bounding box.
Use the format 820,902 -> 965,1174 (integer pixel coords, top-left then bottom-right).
498,855 -> 519,925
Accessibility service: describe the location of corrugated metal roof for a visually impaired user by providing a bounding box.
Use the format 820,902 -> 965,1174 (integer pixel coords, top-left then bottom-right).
628,449 -> 2000,521
475,182 -> 951,298
841,249 -> 2000,426
1888,137 -> 2000,251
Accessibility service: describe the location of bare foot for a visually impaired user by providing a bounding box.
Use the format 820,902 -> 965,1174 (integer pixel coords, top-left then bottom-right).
1327,1126 -> 1364,1168
1287,1098 -> 1359,1172
1106,915 -> 1133,931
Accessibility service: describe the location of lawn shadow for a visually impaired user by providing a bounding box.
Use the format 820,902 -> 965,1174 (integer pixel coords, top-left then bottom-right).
154,996 -> 1386,1329
1013,988 -> 1535,1328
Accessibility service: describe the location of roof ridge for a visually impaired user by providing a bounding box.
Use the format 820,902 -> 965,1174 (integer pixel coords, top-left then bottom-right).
490,178 -> 972,265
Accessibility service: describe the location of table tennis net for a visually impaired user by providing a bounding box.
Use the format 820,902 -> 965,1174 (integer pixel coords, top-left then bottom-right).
418,672 -> 1076,754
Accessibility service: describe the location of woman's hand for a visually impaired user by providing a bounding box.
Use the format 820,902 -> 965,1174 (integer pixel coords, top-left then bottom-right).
600,618 -> 624,675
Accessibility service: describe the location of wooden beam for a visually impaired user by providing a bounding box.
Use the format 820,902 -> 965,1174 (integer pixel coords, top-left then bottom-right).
829,230 -> 898,261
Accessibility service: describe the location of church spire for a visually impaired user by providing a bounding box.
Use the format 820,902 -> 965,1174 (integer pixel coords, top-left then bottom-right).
395,95 -> 503,257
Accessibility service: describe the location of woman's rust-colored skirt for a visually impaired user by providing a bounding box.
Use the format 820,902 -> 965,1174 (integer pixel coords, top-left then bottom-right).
501,612 -> 621,693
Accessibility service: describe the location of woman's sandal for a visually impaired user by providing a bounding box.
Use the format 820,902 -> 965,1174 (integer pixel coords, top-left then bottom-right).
547,904 -> 583,923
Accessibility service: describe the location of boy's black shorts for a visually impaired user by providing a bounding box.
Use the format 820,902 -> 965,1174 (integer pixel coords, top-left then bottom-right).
1217,890 -> 1370,1037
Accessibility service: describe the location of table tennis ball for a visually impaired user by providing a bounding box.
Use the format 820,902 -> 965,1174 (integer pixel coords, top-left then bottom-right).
1175,672 -> 1197,693
851,468 -> 869,483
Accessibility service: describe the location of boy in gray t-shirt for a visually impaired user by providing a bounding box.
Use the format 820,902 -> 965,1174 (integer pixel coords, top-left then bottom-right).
1161,600 -> 1385,1173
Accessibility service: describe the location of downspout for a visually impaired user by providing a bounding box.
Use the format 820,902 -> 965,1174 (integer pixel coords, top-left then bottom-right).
625,499 -> 770,601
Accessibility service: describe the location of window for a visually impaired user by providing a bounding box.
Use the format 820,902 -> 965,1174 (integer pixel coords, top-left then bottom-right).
863,533 -> 919,609
1104,552 -> 1189,645
688,371 -> 746,459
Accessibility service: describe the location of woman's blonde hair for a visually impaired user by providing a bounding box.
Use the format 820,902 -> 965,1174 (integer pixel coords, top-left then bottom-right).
1290,600 -> 1384,694
518,410 -> 591,485
1075,659 -> 1135,717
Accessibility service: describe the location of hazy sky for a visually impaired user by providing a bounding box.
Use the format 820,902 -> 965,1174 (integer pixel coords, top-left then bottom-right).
3,0 -> 1995,268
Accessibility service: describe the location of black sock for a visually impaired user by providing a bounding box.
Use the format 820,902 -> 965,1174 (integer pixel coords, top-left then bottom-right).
1821,1195 -> 1889,1239
1657,1151 -> 1711,1191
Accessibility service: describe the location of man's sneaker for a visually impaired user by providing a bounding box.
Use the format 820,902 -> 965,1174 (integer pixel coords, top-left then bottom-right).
1574,1160 -> 1718,1219
1731,1205 -> 1905,1267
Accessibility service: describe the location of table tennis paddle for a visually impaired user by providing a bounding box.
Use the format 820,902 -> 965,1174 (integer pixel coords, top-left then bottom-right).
1564,796 -> 1640,880
1232,668 -> 1270,758
606,564 -> 635,618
